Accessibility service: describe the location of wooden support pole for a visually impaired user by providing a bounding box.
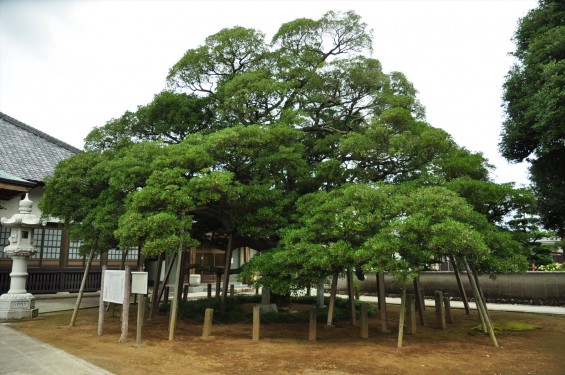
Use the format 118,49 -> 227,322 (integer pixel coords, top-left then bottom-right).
309,307 -> 317,341
143,294 -> 149,326
377,271 -> 389,333
434,291 -> 446,330
150,252 -> 164,320
202,308 -> 214,338
397,285 -> 407,348
183,285 -> 189,302
347,270 -> 356,325
230,284 -> 235,297
463,258 -> 499,348
168,249 -> 183,341
413,276 -> 426,326
327,272 -> 338,326
316,283 -> 325,308
158,253 -> 177,306
360,303 -> 369,339
97,265 -> 106,336
207,283 -> 212,299
119,266 -> 131,343
215,273 -> 221,301
450,255 -> 470,315
252,305 -> 261,341
405,293 -> 416,335
443,295 -> 454,324
136,294 -> 144,346
70,244 -> 96,327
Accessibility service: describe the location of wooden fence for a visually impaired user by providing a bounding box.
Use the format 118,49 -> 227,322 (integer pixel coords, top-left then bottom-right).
0,269 -> 102,294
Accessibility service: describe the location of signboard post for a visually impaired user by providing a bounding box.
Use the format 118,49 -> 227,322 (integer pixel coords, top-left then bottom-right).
132,271 -> 148,346
98,266 -> 132,343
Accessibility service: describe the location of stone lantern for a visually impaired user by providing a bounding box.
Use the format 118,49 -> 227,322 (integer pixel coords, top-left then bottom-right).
0,194 -> 41,319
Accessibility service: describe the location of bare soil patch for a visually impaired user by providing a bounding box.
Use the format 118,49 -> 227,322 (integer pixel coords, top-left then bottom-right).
10,302 -> 565,375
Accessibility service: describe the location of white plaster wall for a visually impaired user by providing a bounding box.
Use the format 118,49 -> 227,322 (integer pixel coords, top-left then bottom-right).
0,187 -> 60,223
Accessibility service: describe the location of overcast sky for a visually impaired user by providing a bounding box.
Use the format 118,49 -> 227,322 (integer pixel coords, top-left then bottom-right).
0,0 -> 537,185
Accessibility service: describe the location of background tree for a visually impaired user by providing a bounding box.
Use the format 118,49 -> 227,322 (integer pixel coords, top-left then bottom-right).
500,0 -> 565,235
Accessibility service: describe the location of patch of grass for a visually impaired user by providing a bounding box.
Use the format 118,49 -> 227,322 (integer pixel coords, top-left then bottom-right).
470,321 -> 541,335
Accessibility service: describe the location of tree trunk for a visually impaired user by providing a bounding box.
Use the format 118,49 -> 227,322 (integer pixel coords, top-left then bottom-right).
326,271 -> 339,326
463,257 -> 499,348
397,284 -> 407,348
221,232 -> 234,313
70,239 -> 97,327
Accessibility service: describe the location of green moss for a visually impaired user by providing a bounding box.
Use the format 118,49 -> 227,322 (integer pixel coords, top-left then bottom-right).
470,321 -> 541,334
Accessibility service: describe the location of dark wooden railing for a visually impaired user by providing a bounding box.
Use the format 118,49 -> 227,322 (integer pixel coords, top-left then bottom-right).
0,269 -> 102,294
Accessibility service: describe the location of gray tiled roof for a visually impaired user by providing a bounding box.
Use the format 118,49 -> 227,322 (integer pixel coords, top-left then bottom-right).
0,112 -> 81,183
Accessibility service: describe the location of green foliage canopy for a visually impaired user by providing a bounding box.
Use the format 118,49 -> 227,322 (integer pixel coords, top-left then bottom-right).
500,0 -> 565,235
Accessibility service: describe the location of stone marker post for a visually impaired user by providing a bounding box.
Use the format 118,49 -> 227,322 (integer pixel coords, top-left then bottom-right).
443,294 -> 454,324
0,195 -> 41,320
309,307 -> 317,341
252,305 -> 261,340
202,308 -> 214,337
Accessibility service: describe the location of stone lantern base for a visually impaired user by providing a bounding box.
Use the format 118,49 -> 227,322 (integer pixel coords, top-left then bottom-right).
0,294 -> 39,320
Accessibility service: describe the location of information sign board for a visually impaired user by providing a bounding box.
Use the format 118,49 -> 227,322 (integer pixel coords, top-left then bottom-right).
131,272 -> 148,294
103,270 -> 126,304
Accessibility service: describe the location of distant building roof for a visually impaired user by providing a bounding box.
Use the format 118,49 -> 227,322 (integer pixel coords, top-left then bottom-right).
0,112 -> 81,183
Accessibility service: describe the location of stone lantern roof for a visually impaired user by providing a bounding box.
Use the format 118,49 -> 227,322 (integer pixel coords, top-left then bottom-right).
0,194 -> 41,228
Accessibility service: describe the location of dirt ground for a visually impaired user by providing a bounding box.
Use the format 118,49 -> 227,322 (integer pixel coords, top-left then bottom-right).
10,302 -> 565,375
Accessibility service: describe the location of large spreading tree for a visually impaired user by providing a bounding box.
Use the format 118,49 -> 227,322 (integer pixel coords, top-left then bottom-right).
42,11 -> 533,325
500,0 -> 565,235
